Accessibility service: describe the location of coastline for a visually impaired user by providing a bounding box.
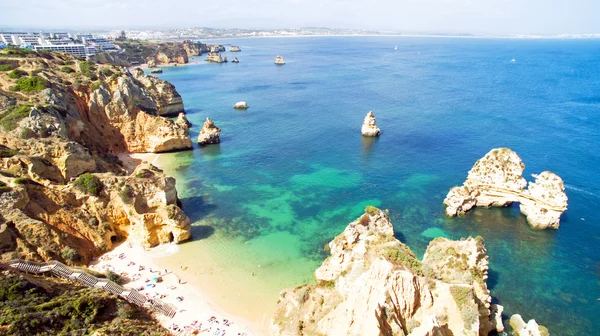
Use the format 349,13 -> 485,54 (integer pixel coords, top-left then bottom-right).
89,242 -> 255,335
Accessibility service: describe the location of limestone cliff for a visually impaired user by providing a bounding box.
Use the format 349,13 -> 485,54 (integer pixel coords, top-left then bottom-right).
197,117 -> 221,145
0,51 -> 192,265
206,52 -> 225,63
146,44 -> 188,67
0,162 -> 190,265
132,68 -> 184,116
272,207 -> 504,336
182,40 -> 208,56
444,148 -> 567,229
361,111 -> 381,136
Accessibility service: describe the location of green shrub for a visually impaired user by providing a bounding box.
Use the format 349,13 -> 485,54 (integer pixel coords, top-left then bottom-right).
101,68 -> 114,76
0,146 -> 18,158
8,85 -> 19,92
14,177 -> 31,185
7,69 -> 28,79
79,61 -> 97,79
0,104 -> 31,131
60,66 -> 75,73
60,246 -> 82,263
365,205 -> 379,216
119,185 -> 134,203
90,82 -> 101,91
135,169 -> 154,179
1,47 -> 36,57
0,63 -> 18,71
0,181 -> 11,193
74,173 -> 103,196
383,245 -> 423,275
15,76 -> 48,92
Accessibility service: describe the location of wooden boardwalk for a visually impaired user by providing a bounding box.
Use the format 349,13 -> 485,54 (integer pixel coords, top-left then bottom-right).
8,259 -> 177,318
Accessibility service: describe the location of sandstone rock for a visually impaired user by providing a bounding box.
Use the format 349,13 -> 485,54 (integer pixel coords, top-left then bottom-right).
206,52 -> 225,63
0,163 -> 191,264
271,207 -> 504,336
231,57 -> 239,63
444,148 -> 568,229
275,55 -> 285,65
150,68 -> 163,74
234,101 -> 248,109
182,40 -> 207,56
89,52 -> 130,67
146,45 -> 188,67
230,46 -> 241,52
510,315 -> 550,336
361,111 -> 381,136
209,45 -> 226,53
197,118 -> 221,145
132,68 -> 184,116
176,113 -> 192,128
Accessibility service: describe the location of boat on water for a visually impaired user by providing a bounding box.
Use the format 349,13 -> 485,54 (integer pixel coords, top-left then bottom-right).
394,46 -> 398,51
275,55 -> 285,65
511,58 -> 517,63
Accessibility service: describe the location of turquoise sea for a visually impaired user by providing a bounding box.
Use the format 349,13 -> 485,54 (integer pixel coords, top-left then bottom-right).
150,37 -> 600,334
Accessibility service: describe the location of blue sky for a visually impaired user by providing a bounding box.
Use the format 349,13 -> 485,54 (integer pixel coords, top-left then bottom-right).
1,0 -> 599,34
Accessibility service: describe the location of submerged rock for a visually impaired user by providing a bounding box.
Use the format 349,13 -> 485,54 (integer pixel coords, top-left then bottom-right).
234,101 -> 248,109
443,148 -> 568,229
275,55 -> 285,65
361,111 -> 381,136
197,117 -> 221,145
271,206 -> 506,336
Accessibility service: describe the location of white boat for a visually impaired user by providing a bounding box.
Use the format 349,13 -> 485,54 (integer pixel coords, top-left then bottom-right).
511,58 -> 516,63
394,46 -> 398,51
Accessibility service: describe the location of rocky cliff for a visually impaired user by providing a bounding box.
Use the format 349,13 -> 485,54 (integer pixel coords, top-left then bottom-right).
0,50 -> 191,265
444,148 -> 568,229
182,40 -> 208,56
146,44 -> 188,67
510,315 -> 550,336
361,111 -> 381,136
197,117 -> 221,145
206,52 -> 225,63
132,68 -> 184,116
272,207 -> 505,336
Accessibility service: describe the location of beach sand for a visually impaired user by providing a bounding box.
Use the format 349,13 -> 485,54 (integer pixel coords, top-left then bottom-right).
90,242 -> 254,335
117,152 -> 162,173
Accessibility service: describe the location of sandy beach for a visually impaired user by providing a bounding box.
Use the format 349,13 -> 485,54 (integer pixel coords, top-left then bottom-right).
90,241 -> 255,335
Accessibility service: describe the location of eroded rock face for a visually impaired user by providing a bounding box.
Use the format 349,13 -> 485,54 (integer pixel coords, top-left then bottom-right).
230,46 -> 241,52
206,52 -> 225,63
510,315 -> 550,336
361,111 -> 381,136
275,55 -> 285,65
444,148 -> 567,229
182,40 -> 208,56
146,45 -> 188,67
132,68 -> 184,116
0,163 -> 191,264
271,207 -> 504,336
197,118 -> 221,145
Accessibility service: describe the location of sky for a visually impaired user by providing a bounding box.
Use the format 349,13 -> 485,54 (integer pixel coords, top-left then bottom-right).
1,0 -> 600,35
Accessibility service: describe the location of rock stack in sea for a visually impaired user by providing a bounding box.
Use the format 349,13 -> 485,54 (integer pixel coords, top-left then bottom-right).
206,52 -> 225,63
209,45 -> 226,53
360,111 -> 381,136
234,101 -> 248,109
444,148 -> 568,229
198,117 -> 221,145
275,56 -> 285,65
510,315 -> 550,336
231,57 -> 239,63
271,206 -> 508,336
230,46 -> 241,52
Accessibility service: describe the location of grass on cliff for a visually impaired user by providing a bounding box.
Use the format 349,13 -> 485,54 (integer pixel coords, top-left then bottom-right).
7,69 -> 28,79
74,173 -> 103,196
0,270 -> 169,336
450,285 -> 479,329
382,244 -> 423,275
0,145 -> 18,158
10,76 -> 48,92
0,181 -> 11,194
0,104 -> 31,132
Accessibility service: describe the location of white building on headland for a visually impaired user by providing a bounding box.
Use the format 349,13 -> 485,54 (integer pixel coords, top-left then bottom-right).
0,31 -> 117,58
33,44 -> 91,57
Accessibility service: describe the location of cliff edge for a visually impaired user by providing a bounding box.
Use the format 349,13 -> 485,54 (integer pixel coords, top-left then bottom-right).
271,207 -> 507,336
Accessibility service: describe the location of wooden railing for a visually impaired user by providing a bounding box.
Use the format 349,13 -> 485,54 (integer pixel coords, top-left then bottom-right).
8,259 -> 177,318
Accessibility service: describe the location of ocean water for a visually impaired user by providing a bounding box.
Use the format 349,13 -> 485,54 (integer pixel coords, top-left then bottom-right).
149,37 -> 600,334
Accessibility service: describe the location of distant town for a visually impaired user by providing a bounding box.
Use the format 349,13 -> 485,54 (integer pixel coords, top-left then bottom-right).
2,27 -> 600,60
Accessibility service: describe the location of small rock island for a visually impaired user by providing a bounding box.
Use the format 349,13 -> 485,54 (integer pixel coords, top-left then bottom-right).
275,55 -> 285,65
197,117 -> 221,145
360,111 -> 381,136
444,148 -> 568,229
206,52 -> 225,63
234,101 -> 248,109
230,46 -> 241,52
231,57 -> 239,63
